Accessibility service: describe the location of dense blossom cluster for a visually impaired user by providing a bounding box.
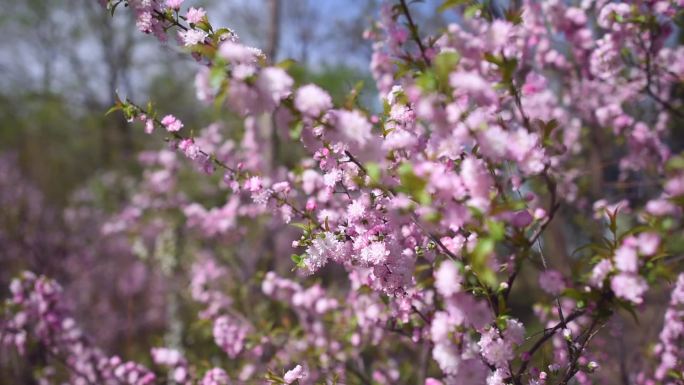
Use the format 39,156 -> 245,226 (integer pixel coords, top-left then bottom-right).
2,272 -> 157,385
653,274 -> 684,380
3,0 -> 684,384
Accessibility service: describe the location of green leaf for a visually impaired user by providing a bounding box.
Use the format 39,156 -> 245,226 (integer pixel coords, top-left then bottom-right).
486,220 -> 505,241
484,53 -> 503,66
433,51 -> 460,88
665,234 -> 684,255
562,288 -> 585,301
501,57 -> 518,84
497,297 -> 507,317
471,237 -> 497,288
344,81 -> 365,109
616,300 -> 640,324
416,71 -> 438,92
541,119 -> 559,143
473,238 -> 495,262
195,20 -> 212,33
122,104 -> 136,121
289,222 -> 311,231
464,3 -> 484,18
276,58 -> 297,71
365,162 -> 381,183
666,154 -> 684,172
214,28 -> 235,40
670,194 -> 684,207
504,8 -> 524,25
496,314 -> 510,329
289,121 -> 303,140
437,0 -> 469,13
398,163 -> 429,203
416,190 -> 432,206
667,369 -> 684,380
618,225 -> 652,241
210,66 -> 226,90
105,104 -> 122,116
107,0 -> 122,16
290,254 -> 305,268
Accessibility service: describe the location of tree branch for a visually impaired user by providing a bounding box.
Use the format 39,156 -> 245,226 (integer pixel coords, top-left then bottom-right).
398,0 -> 431,67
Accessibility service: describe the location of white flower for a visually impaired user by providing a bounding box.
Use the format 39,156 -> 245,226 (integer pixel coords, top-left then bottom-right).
304,232 -> 345,273
284,365 -> 307,384
358,241 -> 389,265
432,342 -> 460,375
615,244 -> 638,273
347,199 -> 366,222
435,261 -> 463,298
257,67 -> 293,106
179,29 -> 208,46
336,110 -> 372,147
295,84 -> 332,117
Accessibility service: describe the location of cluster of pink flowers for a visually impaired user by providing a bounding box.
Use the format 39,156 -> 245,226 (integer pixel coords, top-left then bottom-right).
653,273 -> 684,380
2,272 -> 157,385
4,0 -> 684,384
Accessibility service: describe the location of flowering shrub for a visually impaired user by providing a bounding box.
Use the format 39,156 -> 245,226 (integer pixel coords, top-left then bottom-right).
3,0 -> 684,384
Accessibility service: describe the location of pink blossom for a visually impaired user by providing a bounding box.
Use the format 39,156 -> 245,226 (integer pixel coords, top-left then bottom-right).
460,156 -> 492,211
611,273 -> 648,304
151,348 -> 182,366
179,29 -> 208,46
430,311 -> 452,341
200,368 -> 230,385
425,378 -> 444,385
185,7 -> 206,24
144,119 -> 155,134
615,243 -> 639,273
257,67 -> 293,107
449,71 -> 497,104
590,259 -> 613,288
432,342 -> 460,375
303,232 -> 346,273
539,270 -> 566,296
295,84 -> 333,117
212,315 -> 249,358
219,42 -> 259,64
504,319 -> 525,345
178,138 -> 200,160
244,176 -> 263,192
597,3 -> 631,30
654,274 -> 684,379
165,0 -> 184,10
335,110 -> 373,147
511,210 -> 533,227
487,370 -> 507,385
161,115 -> 183,132
358,241 -> 389,265
435,261 -> 463,298
283,365 -> 307,384
479,329 -> 514,369
637,232 -> 661,256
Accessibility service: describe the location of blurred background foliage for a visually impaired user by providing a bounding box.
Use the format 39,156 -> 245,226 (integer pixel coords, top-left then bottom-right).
0,0 -> 410,205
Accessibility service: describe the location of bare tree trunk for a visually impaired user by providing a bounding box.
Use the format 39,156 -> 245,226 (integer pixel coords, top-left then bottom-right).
266,0 -> 281,62
266,0 -> 281,171
84,0 -> 134,163
265,0 -> 281,271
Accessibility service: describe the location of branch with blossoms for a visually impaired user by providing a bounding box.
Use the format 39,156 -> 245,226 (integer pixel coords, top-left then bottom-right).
4,0 -> 684,384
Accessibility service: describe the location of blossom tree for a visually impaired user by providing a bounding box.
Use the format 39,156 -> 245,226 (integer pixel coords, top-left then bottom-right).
3,0 -> 684,384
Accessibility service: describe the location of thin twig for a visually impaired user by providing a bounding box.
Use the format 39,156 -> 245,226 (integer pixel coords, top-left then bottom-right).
398,0 -> 431,66
513,310 -> 585,382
